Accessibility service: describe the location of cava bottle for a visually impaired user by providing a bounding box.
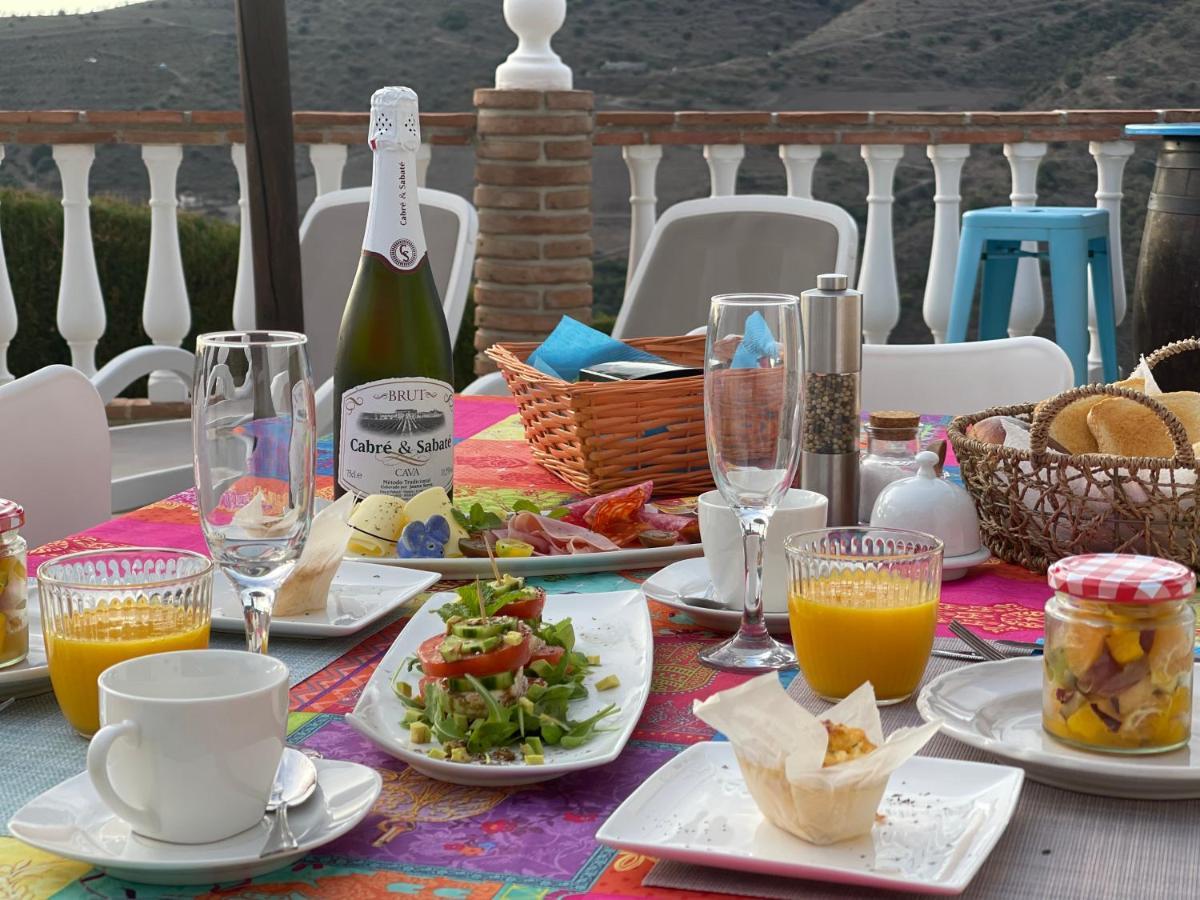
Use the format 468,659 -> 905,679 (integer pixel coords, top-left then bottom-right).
333,86 -> 455,500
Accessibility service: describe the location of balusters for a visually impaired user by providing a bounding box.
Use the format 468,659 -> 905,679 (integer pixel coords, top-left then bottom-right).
622,144 -> 662,287
230,143 -> 255,330
53,144 -> 106,376
703,144 -> 744,197
141,144 -> 190,400
308,143 -> 347,197
779,144 -> 820,199
859,144 -> 904,345
0,148 -> 15,386
1003,141 -> 1047,337
922,144 -> 970,343
1089,140 -> 1135,381
416,142 -> 431,187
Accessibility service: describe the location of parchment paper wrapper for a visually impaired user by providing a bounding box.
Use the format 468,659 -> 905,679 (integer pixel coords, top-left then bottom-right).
693,676 -> 941,845
274,493 -> 354,616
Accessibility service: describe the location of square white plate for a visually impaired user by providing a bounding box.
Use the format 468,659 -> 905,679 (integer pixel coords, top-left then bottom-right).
210,561 -> 439,638
347,589 -> 652,786
596,742 -> 1023,896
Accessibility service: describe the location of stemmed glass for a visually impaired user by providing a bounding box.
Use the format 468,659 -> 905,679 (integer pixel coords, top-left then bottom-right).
192,331 -> 316,654
700,293 -> 802,673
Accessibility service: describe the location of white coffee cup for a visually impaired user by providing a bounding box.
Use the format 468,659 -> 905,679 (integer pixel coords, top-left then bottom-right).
86,649 -> 289,844
699,488 -> 829,613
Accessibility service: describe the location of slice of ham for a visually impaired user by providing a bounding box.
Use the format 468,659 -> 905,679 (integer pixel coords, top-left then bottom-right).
503,512 -> 621,555
562,482 -> 653,527
638,509 -> 695,533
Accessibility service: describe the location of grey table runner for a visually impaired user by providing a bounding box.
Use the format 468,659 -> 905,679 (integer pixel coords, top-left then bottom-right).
0,606 -> 412,831
645,641 -> 1200,899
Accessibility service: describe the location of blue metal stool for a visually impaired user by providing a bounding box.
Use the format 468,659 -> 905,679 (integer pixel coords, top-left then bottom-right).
945,206 -> 1118,385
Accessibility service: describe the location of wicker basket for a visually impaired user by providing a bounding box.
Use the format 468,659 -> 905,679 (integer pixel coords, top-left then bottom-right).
947,339 -> 1200,572
485,334 -> 715,496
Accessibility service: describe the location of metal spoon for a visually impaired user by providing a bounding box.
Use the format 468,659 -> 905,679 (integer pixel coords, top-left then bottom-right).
677,594 -> 739,612
260,748 -> 318,857
948,619 -> 1009,662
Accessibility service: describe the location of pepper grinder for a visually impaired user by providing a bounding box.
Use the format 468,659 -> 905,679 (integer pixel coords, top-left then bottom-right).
799,273 -> 862,526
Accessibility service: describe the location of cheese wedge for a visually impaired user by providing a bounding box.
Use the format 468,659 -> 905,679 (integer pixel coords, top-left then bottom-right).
401,487 -> 470,558
347,494 -> 408,558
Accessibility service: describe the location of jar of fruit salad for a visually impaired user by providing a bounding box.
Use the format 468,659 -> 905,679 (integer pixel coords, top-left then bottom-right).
1043,553 -> 1195,755
0,500 -> 27,670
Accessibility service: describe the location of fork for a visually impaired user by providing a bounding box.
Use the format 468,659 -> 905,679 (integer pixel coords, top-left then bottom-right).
948,619 -> 1008,662
0,698 -> 14,714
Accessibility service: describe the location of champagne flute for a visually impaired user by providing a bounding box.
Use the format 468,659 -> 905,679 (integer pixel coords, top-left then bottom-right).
192,331 -> 316,654
701,294 -> 802,673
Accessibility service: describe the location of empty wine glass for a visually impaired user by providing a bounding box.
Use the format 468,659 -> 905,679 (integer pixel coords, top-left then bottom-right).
701,293 -> 802,673
192,331 -> 316,654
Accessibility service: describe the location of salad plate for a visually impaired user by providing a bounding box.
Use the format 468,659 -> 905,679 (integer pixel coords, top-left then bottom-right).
0,590 -> 48,698
360,542 -> 702,578
208,560 -> 437,638
918,657 -> 1200,799
641,557 -> 792,636
347,588 -> 652,786
596,742 -> 1022,895
7,757 -> 381,886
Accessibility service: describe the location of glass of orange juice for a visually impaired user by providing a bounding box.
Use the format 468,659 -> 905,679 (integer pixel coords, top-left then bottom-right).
785,527 -> 942,705
37,548 -> 213,737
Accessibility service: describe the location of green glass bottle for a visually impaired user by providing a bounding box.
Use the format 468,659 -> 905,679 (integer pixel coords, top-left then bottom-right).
333,86 -> 454,500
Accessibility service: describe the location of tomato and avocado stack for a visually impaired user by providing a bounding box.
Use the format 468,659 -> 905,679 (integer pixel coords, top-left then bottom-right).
393,576 -> 619,765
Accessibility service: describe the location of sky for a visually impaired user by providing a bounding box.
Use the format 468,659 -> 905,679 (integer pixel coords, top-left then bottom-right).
1,0 -> 146,14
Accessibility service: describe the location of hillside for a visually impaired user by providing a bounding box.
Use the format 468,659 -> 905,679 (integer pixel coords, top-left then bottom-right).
0,0 -> 1188,346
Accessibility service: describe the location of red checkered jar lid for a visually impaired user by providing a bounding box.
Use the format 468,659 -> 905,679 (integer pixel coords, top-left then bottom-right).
0,499 -> 24,534
1047,553 -> 1196,604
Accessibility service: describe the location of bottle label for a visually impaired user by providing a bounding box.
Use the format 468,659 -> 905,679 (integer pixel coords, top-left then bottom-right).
362,152 -> 427,272
337,377 -> 454,499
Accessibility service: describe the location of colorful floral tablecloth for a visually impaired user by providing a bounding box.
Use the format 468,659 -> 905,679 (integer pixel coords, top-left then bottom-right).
2,397 -> 1054,899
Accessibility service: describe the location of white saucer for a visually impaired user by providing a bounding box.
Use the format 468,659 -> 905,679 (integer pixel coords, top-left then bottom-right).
0,590 -> 48,698
597,742 -> 1023,895
919,657 -> 1200,799
942,546 -> 992,581
640,558 -> 791,636
8,757 -> 382,885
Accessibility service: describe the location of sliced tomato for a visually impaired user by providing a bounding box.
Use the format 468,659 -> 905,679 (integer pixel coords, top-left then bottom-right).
417,633 -> 533,678
497,591 -> 545,620
530,644 -> 565,666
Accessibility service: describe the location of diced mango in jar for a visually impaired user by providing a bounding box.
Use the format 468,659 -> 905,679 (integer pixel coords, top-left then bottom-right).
1149,624 -> 1194,682
0,612 -> 5,653
1062,622 -> 1106,676
1105,630 -> 1145,665
1066,704 -> 1112,744
1168,685 -> 1190,720
1116,678 -> 1155,716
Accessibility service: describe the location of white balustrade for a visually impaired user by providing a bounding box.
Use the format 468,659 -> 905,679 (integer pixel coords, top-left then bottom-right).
779,144 -> 820,199
859,144 -> 904,345
1003,141 -> 1047,337
308,143 -> 347,197
703,144 -> 744,197
416,142 -> 431,187
141,144 -> 190,400
622,144 -> 662,287
230,143 -> 255,330
1089,140 -> 1135,380
495,0 -> 571,90
53,144 -> 106,376
0,148 -> 15,386
922,144 -> 970,343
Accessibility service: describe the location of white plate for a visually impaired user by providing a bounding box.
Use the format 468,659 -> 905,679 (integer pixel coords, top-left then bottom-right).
641,557 -> 791,635
596,742 -> 1022,895
347,589 -> 652,786
918,657 -> 1200,799
7,757 -> 381,886
0,591 -> 48,698
942,546 -> 992,581
354,541 -> 702,578
210,561 -> 439,638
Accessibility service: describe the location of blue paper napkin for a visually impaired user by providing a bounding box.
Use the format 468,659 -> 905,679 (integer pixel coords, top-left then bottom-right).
526,316 -> 668,382
731,311 -> 778,369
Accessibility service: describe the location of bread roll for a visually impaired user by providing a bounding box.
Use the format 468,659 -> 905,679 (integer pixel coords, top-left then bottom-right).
1087,391 -> 1200,458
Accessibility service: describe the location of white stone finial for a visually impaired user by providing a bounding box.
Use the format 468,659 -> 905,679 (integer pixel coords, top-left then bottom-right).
495,0 -> 572,91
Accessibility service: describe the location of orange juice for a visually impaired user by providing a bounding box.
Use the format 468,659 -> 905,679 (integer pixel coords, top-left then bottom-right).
788,574 -> 937,703
46,603 -> 210,736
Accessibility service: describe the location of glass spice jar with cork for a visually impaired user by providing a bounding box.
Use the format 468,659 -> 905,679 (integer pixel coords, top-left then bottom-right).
859,411 -> 921,523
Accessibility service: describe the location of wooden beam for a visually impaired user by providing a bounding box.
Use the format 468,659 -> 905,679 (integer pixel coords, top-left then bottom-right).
234,0 -> 304,331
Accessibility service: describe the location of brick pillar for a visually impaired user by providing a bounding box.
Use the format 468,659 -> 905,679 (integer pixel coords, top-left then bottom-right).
472,88 -> 594,374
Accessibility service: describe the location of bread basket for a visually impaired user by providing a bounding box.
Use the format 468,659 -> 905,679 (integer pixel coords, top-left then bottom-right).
947,340 -> 1200,572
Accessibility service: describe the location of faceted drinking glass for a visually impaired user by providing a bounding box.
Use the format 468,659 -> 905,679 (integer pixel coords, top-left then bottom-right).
192,331 -> 316,654
701,293 -> 803,673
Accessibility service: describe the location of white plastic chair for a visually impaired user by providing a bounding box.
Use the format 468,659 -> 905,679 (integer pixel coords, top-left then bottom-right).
0,366 -> 112,548
611,195 -> 858,340
861,337 -> 1075,415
